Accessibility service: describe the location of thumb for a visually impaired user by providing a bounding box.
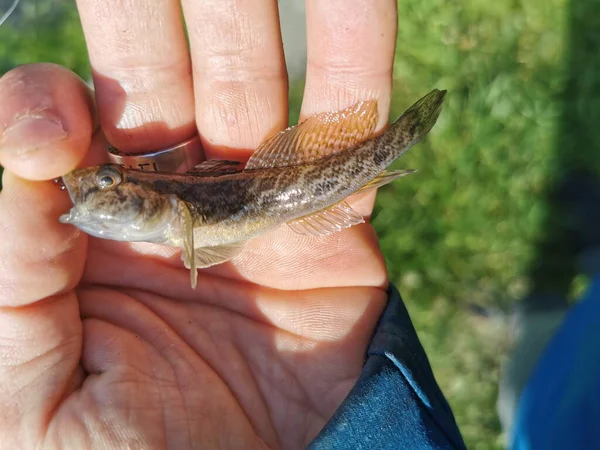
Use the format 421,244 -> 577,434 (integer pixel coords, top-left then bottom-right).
0,63 -> 94,439
0,63 -> 94,180
0,62 -> 93,303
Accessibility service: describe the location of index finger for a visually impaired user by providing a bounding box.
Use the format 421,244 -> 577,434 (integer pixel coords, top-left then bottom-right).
75,0 -> 195,152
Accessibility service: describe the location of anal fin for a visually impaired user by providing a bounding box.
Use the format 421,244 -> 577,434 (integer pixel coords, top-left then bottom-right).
287,201 -> 365,237
356,169 -> 417,194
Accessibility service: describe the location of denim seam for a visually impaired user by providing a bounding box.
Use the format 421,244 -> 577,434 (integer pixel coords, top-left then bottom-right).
368,330 -> 466,450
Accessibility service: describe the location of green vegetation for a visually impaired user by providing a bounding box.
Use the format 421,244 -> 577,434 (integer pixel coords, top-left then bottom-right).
0,2 -> 89,76
374,1 -> 599,448
2,0 -> 600,448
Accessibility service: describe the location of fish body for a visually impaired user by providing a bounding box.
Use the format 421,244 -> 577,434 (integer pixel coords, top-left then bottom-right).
60,89 -> 447,287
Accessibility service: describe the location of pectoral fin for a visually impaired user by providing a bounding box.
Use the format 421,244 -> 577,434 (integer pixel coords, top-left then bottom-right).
176,200 -> 198,289
193,243 -> 244,268
287,201 -> 365,237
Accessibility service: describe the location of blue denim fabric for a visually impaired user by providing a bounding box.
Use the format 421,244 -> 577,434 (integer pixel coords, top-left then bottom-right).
510,275 -> 600,450
308,284 -> 467,450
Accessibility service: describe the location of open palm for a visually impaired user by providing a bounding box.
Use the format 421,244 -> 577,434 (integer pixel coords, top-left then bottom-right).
0,1 -> 399,449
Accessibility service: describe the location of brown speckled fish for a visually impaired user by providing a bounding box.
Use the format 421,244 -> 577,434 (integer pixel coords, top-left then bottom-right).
59,89 -> 446,288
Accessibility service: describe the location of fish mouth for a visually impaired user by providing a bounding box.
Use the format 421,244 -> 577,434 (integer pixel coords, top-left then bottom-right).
58,205 -> 111,239
59,207 -> 78,224
58,171 -> 86,226
59,204 -> 88,226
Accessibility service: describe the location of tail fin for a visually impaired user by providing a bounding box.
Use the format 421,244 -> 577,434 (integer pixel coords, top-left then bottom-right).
398,89 -> 447,136
382,89 -> 447,161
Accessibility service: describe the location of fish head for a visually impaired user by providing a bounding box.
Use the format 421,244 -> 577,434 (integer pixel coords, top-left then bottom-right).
59,164 -> 177,242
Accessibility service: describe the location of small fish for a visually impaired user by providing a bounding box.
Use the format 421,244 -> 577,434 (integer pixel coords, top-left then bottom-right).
59,89 -> 446,288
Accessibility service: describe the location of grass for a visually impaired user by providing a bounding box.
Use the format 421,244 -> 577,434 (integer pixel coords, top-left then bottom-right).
2,0 -> 600,448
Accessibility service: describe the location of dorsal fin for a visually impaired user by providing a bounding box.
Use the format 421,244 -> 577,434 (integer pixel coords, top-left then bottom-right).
187,159 -> 244,176
245,100 -> 379,170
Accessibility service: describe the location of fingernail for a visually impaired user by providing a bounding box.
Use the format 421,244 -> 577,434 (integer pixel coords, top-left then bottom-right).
0,114 -> 67,155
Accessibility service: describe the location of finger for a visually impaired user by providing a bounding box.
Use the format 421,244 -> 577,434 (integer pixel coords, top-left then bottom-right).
181,0 -> 288,159
0,172 -> 86,306
301,1 -> 397,212
75,0 -> 195,152
0,63 -> 93,429
0,172 -> 85,434
0,63 -> 95,180
0,293 -> 83,439
302,0 -> 397,129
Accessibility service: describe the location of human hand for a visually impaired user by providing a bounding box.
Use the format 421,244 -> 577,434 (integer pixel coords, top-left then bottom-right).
0,1 -> 398,448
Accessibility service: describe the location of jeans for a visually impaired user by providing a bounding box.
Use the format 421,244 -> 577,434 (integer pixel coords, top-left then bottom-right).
510,276 -> 600,450
308,284 -> 467,450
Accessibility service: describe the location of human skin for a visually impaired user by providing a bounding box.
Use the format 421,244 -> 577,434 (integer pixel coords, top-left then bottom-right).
0,1 -> 399,448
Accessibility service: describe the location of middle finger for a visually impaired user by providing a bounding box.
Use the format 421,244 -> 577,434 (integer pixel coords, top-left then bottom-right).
181,0 -> 288,160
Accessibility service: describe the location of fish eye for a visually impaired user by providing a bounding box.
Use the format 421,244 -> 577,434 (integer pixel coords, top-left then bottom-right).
98,176 -> 115,188
96,166 -> 123,190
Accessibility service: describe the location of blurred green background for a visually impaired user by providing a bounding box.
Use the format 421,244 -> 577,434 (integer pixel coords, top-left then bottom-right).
2,0 -> 600,448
